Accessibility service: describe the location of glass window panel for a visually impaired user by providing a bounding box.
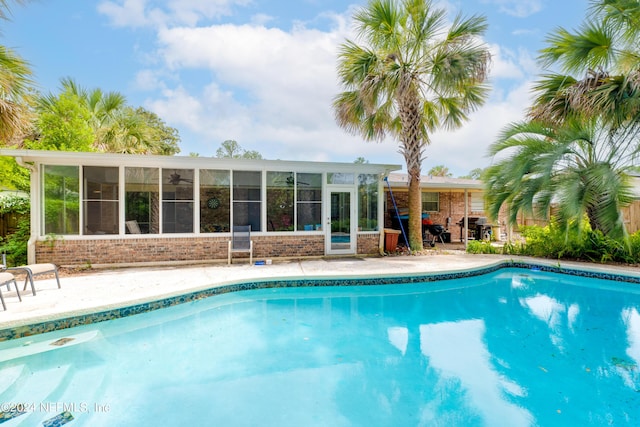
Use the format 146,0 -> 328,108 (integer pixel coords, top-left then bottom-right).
422,192 -> 439,212
125,167 -> 160,234
83,166 -> 119,235
162,169 -> 194,201
267,171 -> 294,231
297,202 -> 322,231
162,202 -> 194,233
233,171 -> 261,201
296,173 -> 322,231
233,200 -> 261,232
162,169 -> 194,233
297,173 -> 322,201
200,170 -> 230,233
471,192 -> 485,212
233,171 -> 261,231
43,165 -> 79,235
358,174 -> 378,231
327,172 -> 354,185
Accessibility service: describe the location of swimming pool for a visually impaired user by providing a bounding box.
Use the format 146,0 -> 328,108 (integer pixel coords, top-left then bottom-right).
0,267 -> 639,426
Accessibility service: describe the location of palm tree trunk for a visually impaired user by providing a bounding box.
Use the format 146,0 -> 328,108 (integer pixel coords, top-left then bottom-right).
408,169 -> 423,250
399,83 -> 425,251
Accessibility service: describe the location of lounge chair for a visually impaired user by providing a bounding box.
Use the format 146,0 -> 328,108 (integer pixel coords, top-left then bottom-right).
2,254 -> 61,296
126,220 -> 142,234
0,271 -> 21,310
228,225 -> 253,265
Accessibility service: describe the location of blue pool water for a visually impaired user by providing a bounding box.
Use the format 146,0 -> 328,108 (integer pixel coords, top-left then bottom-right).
0,268 -> 639,426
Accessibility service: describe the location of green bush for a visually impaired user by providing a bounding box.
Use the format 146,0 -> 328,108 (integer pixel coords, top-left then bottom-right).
0,195 -> 30,266
466,240 -> 498,254
499,222 -> 640,265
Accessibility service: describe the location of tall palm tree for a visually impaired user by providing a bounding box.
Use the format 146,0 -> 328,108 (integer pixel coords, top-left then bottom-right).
486,0 -> 640,242
531,0 -> 640,128
0,1 -> 37,145
0,46 -> 33,144
333,0 -> 491,250
485,118 -> 637,240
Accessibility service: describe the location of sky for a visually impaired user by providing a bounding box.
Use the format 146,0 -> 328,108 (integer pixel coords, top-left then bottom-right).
3,0 -> 588,176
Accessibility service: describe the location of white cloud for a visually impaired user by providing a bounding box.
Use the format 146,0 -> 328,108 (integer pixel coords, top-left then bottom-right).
98,0 -> 252,28
133,69 -> 163,91
488,44 -> 524,80
112,3 -> 538,175
98,0 -> 150,28
480,0 -> 543,18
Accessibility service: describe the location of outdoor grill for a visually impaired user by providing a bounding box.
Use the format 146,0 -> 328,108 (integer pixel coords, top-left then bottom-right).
424,224 -> 446,247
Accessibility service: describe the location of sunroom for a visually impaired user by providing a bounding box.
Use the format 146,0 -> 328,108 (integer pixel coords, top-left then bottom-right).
0,150 -> 400,266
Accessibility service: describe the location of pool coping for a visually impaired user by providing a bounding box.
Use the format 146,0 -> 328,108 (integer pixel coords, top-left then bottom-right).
1,258 -> 639,342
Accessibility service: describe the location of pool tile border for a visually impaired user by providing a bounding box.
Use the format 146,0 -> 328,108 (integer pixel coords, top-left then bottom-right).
1,260 -> 639,342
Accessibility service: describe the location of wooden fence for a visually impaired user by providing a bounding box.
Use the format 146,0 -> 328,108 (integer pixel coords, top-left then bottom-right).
515,200 -> 640,234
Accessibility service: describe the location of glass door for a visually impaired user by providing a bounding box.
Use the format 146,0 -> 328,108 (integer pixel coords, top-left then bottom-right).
326,189 -> 355,254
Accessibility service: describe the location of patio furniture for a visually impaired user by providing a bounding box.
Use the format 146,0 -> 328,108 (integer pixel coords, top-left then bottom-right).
2,254 -> 60,296
0,271 -> 21,310
228,225 -> 253,265
126,220 -> 142,234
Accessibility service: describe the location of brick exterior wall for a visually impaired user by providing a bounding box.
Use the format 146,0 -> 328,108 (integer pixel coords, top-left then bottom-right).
35,234 -> 382,266
357,233 -> 381,255
385,190 -> 493,242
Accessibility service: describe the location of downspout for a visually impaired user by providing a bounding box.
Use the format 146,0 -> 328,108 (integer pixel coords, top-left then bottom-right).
15,157 -> 38,264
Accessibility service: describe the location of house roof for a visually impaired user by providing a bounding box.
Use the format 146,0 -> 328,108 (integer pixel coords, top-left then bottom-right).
385,172 -> 483,192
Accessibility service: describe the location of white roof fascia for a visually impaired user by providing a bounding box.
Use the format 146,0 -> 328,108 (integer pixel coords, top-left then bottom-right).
386,172 -> 484,191
0,149 -> 402,175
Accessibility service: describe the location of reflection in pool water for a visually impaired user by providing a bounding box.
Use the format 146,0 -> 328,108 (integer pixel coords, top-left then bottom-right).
0,268 -> 639,426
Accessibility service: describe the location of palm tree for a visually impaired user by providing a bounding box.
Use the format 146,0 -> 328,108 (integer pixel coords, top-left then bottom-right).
531,0 -> 640,128
485,0 -> 640,241
0,0 -> 27,21
39,77 -> 129,151
485,118 -> 637,240
333,0 -> 491,250
0,46 -> 34,144
37,78 -> 180,154
427,165 -> 452,177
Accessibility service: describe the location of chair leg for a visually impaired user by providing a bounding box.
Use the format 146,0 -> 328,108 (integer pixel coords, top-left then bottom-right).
14,279 -> 21,302
22,270 -> 36,296
54,269 -> 61,289
0,288 -> 5,310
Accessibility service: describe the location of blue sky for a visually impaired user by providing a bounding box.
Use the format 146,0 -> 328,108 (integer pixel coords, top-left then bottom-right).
3,0 -> 586,176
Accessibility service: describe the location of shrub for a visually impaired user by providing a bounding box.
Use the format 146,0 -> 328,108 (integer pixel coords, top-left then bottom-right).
499,222 -> 640,265
466,240 -> 497,254
0,194 -> 30,266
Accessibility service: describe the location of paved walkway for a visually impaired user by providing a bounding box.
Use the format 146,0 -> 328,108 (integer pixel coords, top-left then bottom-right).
1,253 -> 639,332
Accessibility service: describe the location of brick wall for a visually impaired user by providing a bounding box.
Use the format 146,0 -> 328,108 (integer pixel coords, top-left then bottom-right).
35,234 -> 381,266
357,233 -> 380,255
385,190 -> 490,241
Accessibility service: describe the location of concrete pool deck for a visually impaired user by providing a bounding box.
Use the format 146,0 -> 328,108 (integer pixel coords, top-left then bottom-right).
1,253 -> 640,334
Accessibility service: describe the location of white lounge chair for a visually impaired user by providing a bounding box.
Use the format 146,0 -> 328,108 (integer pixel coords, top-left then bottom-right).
0,271 -> 21,310
228,225 -> 253,265
126,220 -> 142,234
2,254 -> 60,296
